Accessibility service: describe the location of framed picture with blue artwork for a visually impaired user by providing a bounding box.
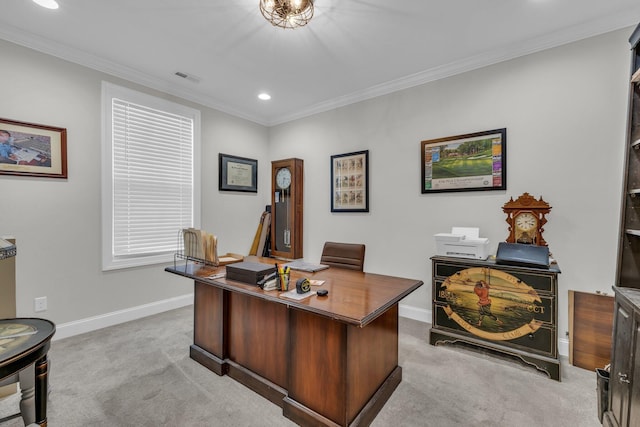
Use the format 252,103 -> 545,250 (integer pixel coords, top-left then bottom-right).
0,117 -> 67,178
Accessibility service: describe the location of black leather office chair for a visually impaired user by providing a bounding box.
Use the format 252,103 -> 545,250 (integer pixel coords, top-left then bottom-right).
320,242 -> 365,271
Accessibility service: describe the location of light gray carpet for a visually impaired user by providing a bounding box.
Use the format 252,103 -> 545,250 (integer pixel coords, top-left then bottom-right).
0,306 -> 600,426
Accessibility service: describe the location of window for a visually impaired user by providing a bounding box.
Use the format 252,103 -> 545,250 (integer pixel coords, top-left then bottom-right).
102,82 -> 201,270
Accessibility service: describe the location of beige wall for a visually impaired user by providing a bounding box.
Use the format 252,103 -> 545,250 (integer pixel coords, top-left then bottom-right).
0,26 -> 633,355
0,38 -> 269,334
268,27 -> 631,350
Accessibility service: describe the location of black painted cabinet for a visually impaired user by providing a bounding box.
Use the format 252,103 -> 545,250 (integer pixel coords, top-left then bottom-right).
429,256 -> 561,380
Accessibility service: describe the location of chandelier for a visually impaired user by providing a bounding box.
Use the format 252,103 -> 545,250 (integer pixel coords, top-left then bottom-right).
259,0 -> 314,29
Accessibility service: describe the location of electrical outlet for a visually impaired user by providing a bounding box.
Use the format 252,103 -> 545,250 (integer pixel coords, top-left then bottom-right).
34,297 -> 47,312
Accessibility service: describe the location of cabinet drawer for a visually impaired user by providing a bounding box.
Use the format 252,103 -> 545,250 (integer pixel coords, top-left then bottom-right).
433,261 -> 555,293
434,278 -> 555,325
433,261 -> 473,278
433,302 -> 556,357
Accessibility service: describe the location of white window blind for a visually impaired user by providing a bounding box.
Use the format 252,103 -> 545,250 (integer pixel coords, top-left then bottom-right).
102,82 -> 201,270
112,98 -> 193,256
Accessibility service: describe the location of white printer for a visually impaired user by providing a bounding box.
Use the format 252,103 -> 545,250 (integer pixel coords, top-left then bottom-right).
434,227 -> 490,260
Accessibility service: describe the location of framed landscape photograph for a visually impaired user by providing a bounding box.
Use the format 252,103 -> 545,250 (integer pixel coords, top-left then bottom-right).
219,153 -> 257,193
0,117 -> 67,178
331,150 -> 369,212
421,128 -> 506,194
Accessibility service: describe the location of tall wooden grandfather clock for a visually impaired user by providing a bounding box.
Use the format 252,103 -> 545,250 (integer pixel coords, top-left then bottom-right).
271,158 -> 303,259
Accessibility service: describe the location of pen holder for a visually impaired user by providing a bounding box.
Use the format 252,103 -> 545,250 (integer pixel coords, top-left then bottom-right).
279,272 -> 290,291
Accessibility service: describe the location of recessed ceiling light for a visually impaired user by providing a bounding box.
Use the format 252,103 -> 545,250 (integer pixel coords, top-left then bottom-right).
258,93 -> 271,101
33,0 -> 59,9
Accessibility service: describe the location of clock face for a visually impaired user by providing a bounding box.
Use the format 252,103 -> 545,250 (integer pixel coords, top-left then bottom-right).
515,212 -> 537,232
276,168 -> 291,189
514,212 -> 538,244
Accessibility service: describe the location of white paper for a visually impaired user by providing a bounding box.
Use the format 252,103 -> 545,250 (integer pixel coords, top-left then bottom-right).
279,288 -> 317,300
451,227 -> 479,239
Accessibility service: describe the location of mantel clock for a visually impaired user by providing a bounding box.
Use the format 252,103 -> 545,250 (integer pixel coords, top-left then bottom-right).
271,158 -> 303,259
502,192 -> 551,246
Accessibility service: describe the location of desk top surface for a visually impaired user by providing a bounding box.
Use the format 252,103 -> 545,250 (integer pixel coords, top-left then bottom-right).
166,256 -> 423,327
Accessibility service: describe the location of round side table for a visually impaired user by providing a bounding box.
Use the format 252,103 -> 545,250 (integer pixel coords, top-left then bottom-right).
0,318 -> 55,427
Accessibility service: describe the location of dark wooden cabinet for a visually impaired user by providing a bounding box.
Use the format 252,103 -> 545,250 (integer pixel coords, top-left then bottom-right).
617,23 -> 640,288
603,287 -> 640,427
429,256 -> 561,380
604,22 -> 640,427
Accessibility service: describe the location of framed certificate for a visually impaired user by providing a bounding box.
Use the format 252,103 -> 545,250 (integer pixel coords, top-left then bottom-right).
219,153 -> 258,193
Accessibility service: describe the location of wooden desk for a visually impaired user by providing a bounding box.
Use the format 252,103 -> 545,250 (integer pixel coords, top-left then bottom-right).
166,257 -> 423,427
0,318 -> 55,427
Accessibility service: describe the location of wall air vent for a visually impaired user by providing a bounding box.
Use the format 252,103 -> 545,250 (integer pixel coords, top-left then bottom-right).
174,71 -> 201,83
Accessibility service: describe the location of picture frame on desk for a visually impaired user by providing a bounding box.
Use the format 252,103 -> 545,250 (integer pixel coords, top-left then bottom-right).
331,149 -> 369,212
421,128 -> 506,194
218,153 -> 257,193
0,117 -> 67,179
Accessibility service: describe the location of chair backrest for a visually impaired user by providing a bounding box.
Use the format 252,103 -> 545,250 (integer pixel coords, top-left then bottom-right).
320,241 -> 366,271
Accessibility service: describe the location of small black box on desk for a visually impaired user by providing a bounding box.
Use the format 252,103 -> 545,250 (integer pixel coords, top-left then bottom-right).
226,261 -> 276,286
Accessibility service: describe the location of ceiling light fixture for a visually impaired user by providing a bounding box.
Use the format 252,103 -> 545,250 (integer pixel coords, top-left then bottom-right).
259,0 -> 314,29
258,93 -> 271,101
32,0 -> 59,9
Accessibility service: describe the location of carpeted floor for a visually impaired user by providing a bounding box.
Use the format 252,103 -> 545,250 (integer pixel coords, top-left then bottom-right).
0,306 -> 601,426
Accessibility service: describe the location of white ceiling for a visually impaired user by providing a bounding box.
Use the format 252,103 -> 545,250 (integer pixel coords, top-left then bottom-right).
1,0 -> 640,126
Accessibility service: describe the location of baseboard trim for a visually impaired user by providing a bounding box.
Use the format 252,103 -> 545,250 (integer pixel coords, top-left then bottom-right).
399,303 -> 430,323
558,338 -> 569,358
54,293 -> 193,341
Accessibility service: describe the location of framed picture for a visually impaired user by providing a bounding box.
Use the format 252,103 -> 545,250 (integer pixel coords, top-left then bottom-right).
421,128 -> 506,194
219,153 -> 258,193
0,117 -> 67,178
331,150 -> 369,212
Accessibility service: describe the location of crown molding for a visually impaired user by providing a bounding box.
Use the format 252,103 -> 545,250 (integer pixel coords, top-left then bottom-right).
268,12 -> 640,126
1,11 -> 638,128
0,23 -> 269,126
